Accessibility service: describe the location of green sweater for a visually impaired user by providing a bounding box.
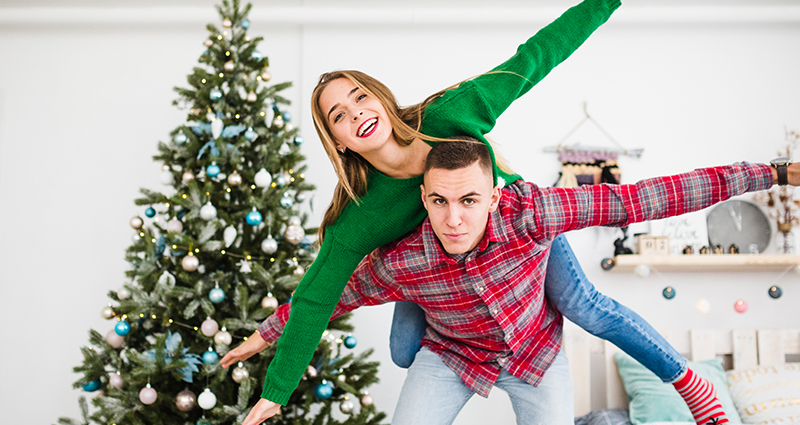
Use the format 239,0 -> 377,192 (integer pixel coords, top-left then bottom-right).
262,0 -> 621,404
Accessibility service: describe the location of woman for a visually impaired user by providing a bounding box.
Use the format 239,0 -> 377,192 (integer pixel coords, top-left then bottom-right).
222,0 -> 729,424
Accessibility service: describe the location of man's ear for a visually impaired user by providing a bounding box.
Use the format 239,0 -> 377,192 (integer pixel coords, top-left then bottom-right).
420,184 -> 429,211
488,185 -> 502,213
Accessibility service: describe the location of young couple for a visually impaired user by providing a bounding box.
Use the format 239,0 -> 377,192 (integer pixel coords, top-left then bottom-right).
220,0 -> 792,423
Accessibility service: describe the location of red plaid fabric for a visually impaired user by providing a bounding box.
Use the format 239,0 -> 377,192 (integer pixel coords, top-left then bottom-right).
259,162 -> 773,397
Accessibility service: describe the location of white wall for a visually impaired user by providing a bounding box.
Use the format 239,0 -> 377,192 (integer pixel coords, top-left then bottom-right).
1,2 -> 799,424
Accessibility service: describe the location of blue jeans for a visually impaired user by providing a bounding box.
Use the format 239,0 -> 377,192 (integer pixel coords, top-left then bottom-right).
392,348 -> 573,425
389,235 -> 687,383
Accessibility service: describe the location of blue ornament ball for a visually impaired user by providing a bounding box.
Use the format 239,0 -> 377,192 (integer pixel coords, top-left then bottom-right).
244,127 -> 257,141
251,50 -> 262,61
206,163 -> 220,178
145,207 -> 156,218
210,88 -> 223,102
209,288 -> 225,304
662,286 -> 676,300
343,335 -> 357,349
282,111 -> 292,122
280,195 -> 294,209
246,210 -> 263,226
293,136 -> 304,146
276,175 -> 287,187
115,320 -> 131,336
82,380 -> 101,392
768,286 -> 782,299
202,50 -> 211,56
240,18 -> 250,29
202,350 -> 219,365
314,383 -> 333,399
173,131 -> 187,145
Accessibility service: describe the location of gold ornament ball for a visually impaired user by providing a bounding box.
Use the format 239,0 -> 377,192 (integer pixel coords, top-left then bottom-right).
222,17 -> 232,28
284,225 -> 305,245
182,255 -> 200,272
261,70 -> 271,81
247,91 -> 257,103
176,389 -> 196,412
261,296 -> 278,310
360,394 -> 374,406
214,329 -> 232,346
272,115 -> 284,128
227,171 -> 242,186
182,171 -> 195,184
129,216 -> 144,229
224,60 -> 234,72
232,364 -> 249,383
101,306 -> 115,320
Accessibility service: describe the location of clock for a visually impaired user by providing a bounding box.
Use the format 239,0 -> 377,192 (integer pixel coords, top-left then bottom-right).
706,200 -> 772,254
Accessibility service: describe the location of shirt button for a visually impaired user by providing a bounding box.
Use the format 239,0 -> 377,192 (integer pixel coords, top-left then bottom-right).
492,308 -> 499,314
477,286 -> 485,293
498,358 -> 506,365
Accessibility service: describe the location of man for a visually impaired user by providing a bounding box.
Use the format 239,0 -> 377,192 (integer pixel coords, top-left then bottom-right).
223,140 -> 791,424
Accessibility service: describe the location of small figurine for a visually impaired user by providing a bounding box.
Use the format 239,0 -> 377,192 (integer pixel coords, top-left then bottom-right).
613,227 -> 634,256
729,244 -> 739,254
699,246 -> 710,254
713,244 -> 724,254
682,245 -> 694,255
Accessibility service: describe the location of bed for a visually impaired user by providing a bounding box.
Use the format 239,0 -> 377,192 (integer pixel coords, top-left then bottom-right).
565,327 -> 800,425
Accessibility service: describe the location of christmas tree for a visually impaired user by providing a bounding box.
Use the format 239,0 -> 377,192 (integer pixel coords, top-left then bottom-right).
59,1 -> 386,424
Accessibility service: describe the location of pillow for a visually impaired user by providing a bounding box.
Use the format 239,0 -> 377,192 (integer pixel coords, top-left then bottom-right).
725,363 -> 800,424
614,352 -> 743,424
574,408 -> 631,425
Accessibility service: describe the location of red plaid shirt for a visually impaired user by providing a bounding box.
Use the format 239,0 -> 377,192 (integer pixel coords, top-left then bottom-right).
259,162 -> 773,397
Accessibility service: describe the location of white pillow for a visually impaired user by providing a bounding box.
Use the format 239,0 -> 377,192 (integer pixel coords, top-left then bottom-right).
725,363 -> 800,424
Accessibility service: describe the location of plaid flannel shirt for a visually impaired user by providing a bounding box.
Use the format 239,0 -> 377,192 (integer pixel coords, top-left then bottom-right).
259,162 -> 773,397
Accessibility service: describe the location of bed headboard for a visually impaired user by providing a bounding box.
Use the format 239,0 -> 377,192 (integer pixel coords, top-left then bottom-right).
563,327 -> 800,417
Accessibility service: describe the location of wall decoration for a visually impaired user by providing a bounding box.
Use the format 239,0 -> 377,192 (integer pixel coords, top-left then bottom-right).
706,200 -> 771,254
649,210 -> 709,255
753,129 -> 800,254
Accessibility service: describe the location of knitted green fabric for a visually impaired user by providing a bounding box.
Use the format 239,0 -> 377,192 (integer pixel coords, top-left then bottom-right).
261,0 -> 621,404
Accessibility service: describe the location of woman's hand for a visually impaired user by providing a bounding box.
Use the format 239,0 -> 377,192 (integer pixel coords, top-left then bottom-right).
220,331 -> 270,368
242,398 -> 282,425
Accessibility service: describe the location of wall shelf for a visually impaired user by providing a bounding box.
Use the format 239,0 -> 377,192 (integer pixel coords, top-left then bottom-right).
604,254 -> 800,273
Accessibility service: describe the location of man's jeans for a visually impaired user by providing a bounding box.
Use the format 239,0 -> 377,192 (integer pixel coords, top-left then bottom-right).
389,234 -> 687,383
392,348 -> 574,425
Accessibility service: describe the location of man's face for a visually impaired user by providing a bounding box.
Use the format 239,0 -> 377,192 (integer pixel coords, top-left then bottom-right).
421,161 -> 501,255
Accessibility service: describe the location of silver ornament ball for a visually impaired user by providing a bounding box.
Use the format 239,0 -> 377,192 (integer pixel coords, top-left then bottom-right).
261,295 -> 278,310
182,171 -> 195,184
214,329 -> 232,346
261,236 -> 278,254
182,255 -> 200,272
227,171 -> 242,186
360,394 -> 374,406
176,389 -> 197,412
288,216 -> 302,227
340,400 -> 355,414
306,365 -> 318,378
232,364 -> 250,383
101,306 -> 114,319
284,225 -> 305,245
129,216 -> 144,229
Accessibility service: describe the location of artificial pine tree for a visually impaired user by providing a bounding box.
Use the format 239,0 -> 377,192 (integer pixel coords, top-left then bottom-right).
59,2 -> 386,424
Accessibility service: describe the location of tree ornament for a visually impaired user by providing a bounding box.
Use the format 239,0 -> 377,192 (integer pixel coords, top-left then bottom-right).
198,388 -> 217,410
254,168 -> 272,187
139,384 -> 157,405
182,171 -> 195,184
284,123 -> 294,132
293,136 -> 304,146
343,335 -> 357,349
101,305 -> 115,319
182,254 -> 199,272
261,294 -> 278,309
288,216 -> 302,226
633,264 -> 650,278
82,380 -> 101,392
281,111 -> 292,122
240,18 -> 250,29
280,194 -> 294,209
176,389 -> 197,412
314,382 -> 333,399
209,286 -> 225,303
360,392 -> 374,407
206,162 -> 220,178
246,209 -> 263,226
200,202 -> 217,220
247,91 -> 257,103
340,399 -> 355,414
211,117 -> 223,139
108,372 -> 123,389
296,192 -> 306,203
115,320 -> 131,336
278,143 -> 292,156
202,348 -> 219,365
209,88 -> 222,102
261,236 -> 278,254
251,50 -> 262,61
173,130 -> 187,145
238,259 -> 252,273
167,218 -> 183,233
227,170 -> 242,186
695,299 -> 711,314
131,232 -> 142,243
129,216 -> 144,229
145,207 -> 156,218
160,168 -> 174,185
106,330 -> 124,348
272,115 -> 284,128
244,127 -> 257,141
201,318 -> 219,337
232,362 -> 249,383
306,365 -> 318,378
223,226 -> 237,247
734,299 -> 749,313
118,287 -> 131,300
214,328 -> 232,345
224,60 -> 234,72
275,174 -> 287,187
293,266 -> 305,276
203,39 -> 213,47
769,285 -> 783,299
662,286 -> 676,300
284,224 -> 304,245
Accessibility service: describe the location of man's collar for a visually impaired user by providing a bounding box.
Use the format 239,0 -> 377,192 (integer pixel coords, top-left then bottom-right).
421,207 -> 508,266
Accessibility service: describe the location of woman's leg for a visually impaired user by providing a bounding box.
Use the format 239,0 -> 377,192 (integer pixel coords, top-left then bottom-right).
389,301 -> 428,368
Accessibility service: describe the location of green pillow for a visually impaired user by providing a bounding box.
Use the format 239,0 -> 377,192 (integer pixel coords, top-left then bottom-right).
614,352 -> 743,424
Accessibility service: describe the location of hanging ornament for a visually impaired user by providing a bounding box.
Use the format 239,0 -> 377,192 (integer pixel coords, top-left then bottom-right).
167,218 -> 183,233
288,216 -> 302,227
293,266 -> 305,276
360,392 -> 374,407
662,286 -> 676,300
214,328 -> 232,346
296,193 -> 307,204
275,174 -> 287,187
227,170 -> 242,186
281,111 -> 292,122
238,259 -> 252,273
240,18 -> 250,29
209,88 -> 223,102
343,335 -> 357,349
198,388 -> 217,410
206,162 -> 220,178
261,294 -> 278,309
232,362 -> 249,383
223,30 -> 232,41
768,285 -> 783,299
82,380 -> 101,392
223,226 -> 237,247
254,168 -> 272,187
145,207 -> 156,218
131,232 -> 142,243
202,348 -> 219,365
223,60 -> 234,72
278,143 -> 292,156
633,264 -> 650,278
261,236 -> 278,254
243,127 -> 257,141
293,136 -> 304,146
115,319 -> 131,336
118,287 -> 131,300
101,306 -> 115,319
306,365 -> 318,378
284,123 -> 294,132
139,384 -> 157,405
173,130 -> 187,145
129,216 -> 144,229
222,17 -> 233,27
284,225 -> 304,245
203,38 -> 213,47
251,50 -> 262,61
280,194 -> 295,210
695,299 -> 711,314
260,69 -> 271,81
200,202 -> 217,220
246,209 -> 263,226
340,398 -> 355,414
209,285 -> 225,304
734,299 -> 749,313
211,116 -> 224,139
201,318 -> 219,337
106,330 -> 124,348
109,372 -> 123,389
182,254 -> 199,272
314,382 -> 333,399
182,171 -> 195,184
272,115 -> 284,128
247,91 -> 257,103
160,167 -> 174,185
176,389 -> 197,412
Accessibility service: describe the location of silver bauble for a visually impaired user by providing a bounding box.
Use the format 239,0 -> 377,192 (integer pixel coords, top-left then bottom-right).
360,394 -> 374,406
129,216 -> 144,229
261,236 -> 278,254
288,216 -> 302,227
204,39 -> 213,47
182,254 -> 200,272
295,192 -> 306,203
176,389 -> 197,412
247,91 -> 257,103
261,70 -> 271,81
306,365 -> 318,378
284,225 -> 305,245
273,115 -> 284,128
261,295 -> 278,310
227,171 -> 242,186
139,385 -> 157,405
232,364 -> 250,383
340,400 -> 355,414
101,306 -> 115,320
294,266 -> 305,276
182,171 -> 195,184
131,232 -> 142,243
222,17 -> 232,28
214,329 -> 232,346
118,287 -> 131,300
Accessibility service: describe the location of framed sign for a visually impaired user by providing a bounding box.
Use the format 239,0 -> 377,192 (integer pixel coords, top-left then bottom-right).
649,211 -> 709,255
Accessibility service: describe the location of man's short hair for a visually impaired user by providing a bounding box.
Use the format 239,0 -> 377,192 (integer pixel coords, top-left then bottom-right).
424,137 -> 493,177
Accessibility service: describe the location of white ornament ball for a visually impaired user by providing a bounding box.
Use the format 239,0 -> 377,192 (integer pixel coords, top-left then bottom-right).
254,168 -> 272,187
261,295 -> 278,310
139,385 -> 157,405
224,60 -> 234,72
306,365 -> 318,378
129,216 -> 144,229
294,266 -> 305,276
261,236 -> 278,254
198,388 -> 217,410
182,255 -> 200,272
360,394 -> 374,406
204,39 -> 213,47
247,91 -> 257,103
106,330 -> 125,348
633,264 -> 651,278
108,373 -> 123,389
160,169 -> 174,185
695,299 -> 711,314
182,171 -> 195,184
101,306 -> 115,319
284,225 -> 305,245
232,363 -> 249,383
131,232 -> 142,243
201,318 -> 219,337
288,216 -> 302,227
118,287 -> 131,300
214,329 -> 232,346
175,389 -> 196,412
261,70 -> 271,81
200,202 -> 217,221
222,17 -> 232,28
340,400 -> 355,414
167,218 -> 183,233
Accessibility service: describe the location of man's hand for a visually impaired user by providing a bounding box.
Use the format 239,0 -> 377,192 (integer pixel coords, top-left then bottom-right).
220,331 -> 270,368
241,398 -> 282,425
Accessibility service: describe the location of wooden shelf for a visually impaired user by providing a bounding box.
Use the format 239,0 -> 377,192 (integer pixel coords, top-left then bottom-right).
605,254 -> 800,273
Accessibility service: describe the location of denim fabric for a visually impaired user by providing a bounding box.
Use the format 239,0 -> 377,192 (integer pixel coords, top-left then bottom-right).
388,234 -> 687,383
392,348 -> 574,425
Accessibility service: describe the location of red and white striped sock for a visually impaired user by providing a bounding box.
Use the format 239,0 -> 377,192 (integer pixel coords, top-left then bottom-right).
672,368 -> 729,425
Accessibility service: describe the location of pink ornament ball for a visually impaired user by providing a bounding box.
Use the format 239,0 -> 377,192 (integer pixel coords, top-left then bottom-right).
139,385 -> 157,405
201,318 -> 219,337
734,299 -> 748,313
109,373 -> 124,389
106,330 -> 125,348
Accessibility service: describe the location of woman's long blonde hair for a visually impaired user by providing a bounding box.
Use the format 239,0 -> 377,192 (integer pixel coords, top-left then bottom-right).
311,70 -> 513,242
